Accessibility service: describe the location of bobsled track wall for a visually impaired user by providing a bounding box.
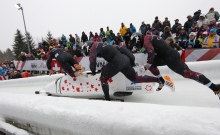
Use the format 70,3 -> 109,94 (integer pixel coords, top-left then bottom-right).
0,60 -> 220,135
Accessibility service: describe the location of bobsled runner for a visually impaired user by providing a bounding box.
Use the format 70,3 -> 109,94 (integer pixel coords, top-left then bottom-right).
35,66 -> 156,99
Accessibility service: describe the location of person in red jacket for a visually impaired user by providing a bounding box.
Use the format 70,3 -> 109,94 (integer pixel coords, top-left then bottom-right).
93,33 -> 100,42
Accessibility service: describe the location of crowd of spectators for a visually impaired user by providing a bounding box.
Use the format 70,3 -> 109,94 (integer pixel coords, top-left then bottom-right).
25,7 -> 219,62
2,7 -> 219,80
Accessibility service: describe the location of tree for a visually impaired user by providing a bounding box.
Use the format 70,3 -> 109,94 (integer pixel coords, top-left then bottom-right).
5,48 -> 15,61
12,29 -> 27,60
0,50 -> 4,62
26,32 -> 36,54
46,31 -> 53,43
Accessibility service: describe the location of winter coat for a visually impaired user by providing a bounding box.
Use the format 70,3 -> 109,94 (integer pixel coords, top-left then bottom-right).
186,39 -> 202,48
178,34 -> 188,49
193,11 -> 201,21
139,24 -> 147,36
99,31 -> 105,40
162,21 -> 171,30
184,19 -> 193,32
197,19 -> 209,28
130,26 -> 136,34
151,29 -> 159,36
120,26 -> 127,37
81,34 -> 88,43
161,26 -> 172,40
172,23 -> 181,34
152,20 -> 162,31
69,36 -> 75,44
206,10 -> 220,22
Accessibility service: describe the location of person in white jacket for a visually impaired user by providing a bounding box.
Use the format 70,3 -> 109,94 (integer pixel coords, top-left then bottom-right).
197,14 -> 209,28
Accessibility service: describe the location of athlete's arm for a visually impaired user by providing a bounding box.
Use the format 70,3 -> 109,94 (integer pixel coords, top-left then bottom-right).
89,43 -> 97,74
143,35 -> 155,67
46,52 -> 53,70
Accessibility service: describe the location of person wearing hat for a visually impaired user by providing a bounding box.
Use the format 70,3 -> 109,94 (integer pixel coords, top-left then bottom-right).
129,23 -> 136,34
196,23 -> 209,39
192,9 -> 202,22
208,18 -> 217,31
165,37 -> 182,50
197,31 -> 208,45
161,26 -> 172,40
203,28 -> 220,48
197,14 -> 209,28
81,32 -> 88,43
93,32 -> 100,42
162,17 -> 171,30
171,19 -> 181,34
186,32 -> 202,48
205,7 -> 219,23
184,15 -> 193,32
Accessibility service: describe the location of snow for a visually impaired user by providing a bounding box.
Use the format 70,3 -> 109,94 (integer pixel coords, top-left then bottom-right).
0,119 -> 30,135
0,60 -> 220,134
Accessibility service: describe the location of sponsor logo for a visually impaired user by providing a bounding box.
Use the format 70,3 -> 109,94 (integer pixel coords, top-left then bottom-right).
96,61 -> 106,68
31,63 -> 37,68
126,86 -> 142,90
145,85 -> 152,91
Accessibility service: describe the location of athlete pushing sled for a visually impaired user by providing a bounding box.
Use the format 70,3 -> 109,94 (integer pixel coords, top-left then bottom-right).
89,42 -> 174,101
46,48 -> 87,77
141,34 -> 220,98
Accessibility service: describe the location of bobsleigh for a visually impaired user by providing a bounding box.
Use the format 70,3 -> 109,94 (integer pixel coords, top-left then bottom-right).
35,66 -> 155,99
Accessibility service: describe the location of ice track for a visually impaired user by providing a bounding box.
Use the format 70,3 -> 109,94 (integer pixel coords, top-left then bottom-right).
0,60 -> 220,135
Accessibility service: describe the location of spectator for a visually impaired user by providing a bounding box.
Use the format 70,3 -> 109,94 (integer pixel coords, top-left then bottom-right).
93,32 -> 100,42
22,71 -> 30,78
217,23 -> 220,36
184,15 -> 194,32
197,14 -> 208,28
165,37 -> 182,50
145,24 -> 152,34
41,52 -> 47,60
75,34 -> 80,43
107,30 -> 115,45
99,28 -> 105,41
105,27 -> 110,38
192,9 -> 202,22
12,70 -> 22,79
151,26 -> 159,36
152,16 -> 162,31
116,33 -> 123,42
197,23 -> 208,38
61,34 -> 67,47
9,61 -> 15,69
162,17 -> 171,30
206,7 -> 219,23
186,32 -> 202,48
89,31 -> 94,41
129,23 -> 136,34
72,44 -> 83,58
69,34 -> 75,45
203,28 -> 220,48
123,28 -> 132,47
188,21 -> 198,35
198,31 -> 208,45
172,19 -> 181,34
161,26 -> 172,40
81,32 -> 88,43
178,28 -> 188,49
139,21 -> 147,36
114,36 -> 121,45
120,23 -> 127,37
207,19 -> 217,32
36,49 -> 41,60
186,42 -> 195,49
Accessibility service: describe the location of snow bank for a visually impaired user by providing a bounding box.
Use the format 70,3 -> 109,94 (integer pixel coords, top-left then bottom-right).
0,93 -> 220,135
0,119 -> 30,135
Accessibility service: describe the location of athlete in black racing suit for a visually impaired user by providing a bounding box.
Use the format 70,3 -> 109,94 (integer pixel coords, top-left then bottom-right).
89,42 -> 161,101
143,35 -> 220,96
47,48 -> 81,77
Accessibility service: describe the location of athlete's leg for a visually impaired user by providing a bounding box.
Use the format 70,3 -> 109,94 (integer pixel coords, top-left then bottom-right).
58,59 -> 76,77
100,55 -> 125,100
165,51 -> 219,92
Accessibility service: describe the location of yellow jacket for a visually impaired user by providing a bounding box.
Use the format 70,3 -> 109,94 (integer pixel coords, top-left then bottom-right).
203,34 -> 220,48
120,26 -> 127,37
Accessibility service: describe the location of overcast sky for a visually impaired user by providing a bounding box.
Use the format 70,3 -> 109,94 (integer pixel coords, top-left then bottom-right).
0,0 -> 220,52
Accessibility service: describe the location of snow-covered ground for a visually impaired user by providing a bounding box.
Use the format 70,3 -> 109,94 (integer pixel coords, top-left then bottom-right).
0,60 -> 220,135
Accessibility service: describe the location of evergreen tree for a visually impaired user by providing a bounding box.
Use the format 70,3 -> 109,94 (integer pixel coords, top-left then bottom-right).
12,29 -> 27,60
26,32 -> 36,54
46,31 -> 53,43
5,48 -> 15,61
0,50 -> 4,62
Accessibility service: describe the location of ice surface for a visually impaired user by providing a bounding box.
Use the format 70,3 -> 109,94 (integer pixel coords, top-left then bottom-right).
0,60 -> 220,134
